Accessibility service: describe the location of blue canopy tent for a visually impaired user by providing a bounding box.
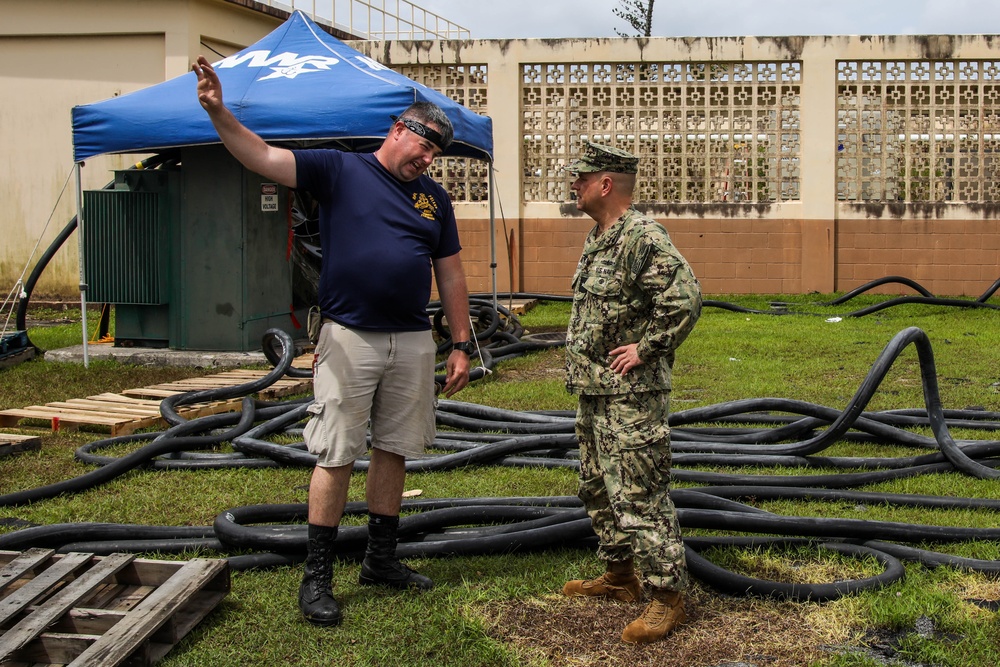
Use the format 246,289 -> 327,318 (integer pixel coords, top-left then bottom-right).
69,11 -> 496,360
73,11 -> 493,162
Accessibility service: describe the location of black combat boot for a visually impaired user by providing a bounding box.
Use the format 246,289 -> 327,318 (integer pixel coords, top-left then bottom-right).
299,524 -> 342,626
358,513 -> 433,590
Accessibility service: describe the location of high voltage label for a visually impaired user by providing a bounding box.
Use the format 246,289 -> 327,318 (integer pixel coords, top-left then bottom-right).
261,183 -> 278,212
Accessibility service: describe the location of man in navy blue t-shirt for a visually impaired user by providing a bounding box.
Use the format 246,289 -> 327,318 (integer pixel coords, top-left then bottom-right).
194,56 -> 473,628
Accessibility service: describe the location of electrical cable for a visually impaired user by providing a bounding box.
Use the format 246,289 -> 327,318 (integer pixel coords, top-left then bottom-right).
702,276 -> 1000,318
683,538 -> 906,602
4,305 -> 1000,600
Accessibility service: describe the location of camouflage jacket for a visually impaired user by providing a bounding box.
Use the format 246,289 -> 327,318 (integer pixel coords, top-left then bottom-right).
565,208 -> 702,395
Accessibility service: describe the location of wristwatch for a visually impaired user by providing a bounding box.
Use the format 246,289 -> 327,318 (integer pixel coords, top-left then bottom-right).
452,341 -> 475,355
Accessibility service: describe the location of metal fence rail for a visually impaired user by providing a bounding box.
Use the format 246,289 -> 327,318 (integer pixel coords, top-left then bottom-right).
257,0 -> 470,39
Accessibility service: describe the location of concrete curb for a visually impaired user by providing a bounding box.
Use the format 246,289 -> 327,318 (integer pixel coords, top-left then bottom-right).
43,345 -> 268,369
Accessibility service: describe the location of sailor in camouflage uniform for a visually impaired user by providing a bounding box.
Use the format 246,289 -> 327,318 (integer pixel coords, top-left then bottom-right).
561,140 -> 702,644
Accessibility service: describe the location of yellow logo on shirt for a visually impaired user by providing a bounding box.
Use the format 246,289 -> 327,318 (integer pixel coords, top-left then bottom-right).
412,193 -> 438,220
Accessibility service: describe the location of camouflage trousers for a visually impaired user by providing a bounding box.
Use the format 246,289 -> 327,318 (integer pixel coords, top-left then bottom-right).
575,391 -> 688,591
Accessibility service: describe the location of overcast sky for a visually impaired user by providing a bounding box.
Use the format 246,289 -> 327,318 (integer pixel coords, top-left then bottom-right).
413,0 -> 1000,39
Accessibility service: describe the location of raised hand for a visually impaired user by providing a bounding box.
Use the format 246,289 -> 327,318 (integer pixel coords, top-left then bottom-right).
192,55 -> 224,114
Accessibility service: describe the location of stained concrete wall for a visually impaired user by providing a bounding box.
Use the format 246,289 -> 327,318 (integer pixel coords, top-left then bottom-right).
4,6 -> 999,299
359,34 -> 1000,298
0,0 -> 285,297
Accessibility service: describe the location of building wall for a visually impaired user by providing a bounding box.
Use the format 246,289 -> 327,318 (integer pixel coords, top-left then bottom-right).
361,35 -> 1000,298
512,214 -> 805,296
836,206 -> 1000,296
0,0 -> 285,297
0,31 -> 163,297
3,5 -> 999,299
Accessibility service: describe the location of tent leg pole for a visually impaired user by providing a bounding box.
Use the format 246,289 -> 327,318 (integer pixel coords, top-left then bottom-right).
75,162 -> 89,369
489,165 -> 498,311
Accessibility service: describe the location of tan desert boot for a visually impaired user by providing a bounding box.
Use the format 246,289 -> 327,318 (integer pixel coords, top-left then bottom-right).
562,559 -> 642,603
621,588 -> 686,643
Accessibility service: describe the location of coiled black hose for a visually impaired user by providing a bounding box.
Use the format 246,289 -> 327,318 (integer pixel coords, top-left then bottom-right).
683,538 -> 906,602
10,231 -> 1000,598
702,276 -> 1000,317
159,329 -> 298,425
3,322 -> 1000,601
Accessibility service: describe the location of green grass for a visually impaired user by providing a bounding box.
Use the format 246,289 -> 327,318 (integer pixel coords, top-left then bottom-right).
20,304 -> 107,351
2,294 -> 1000,666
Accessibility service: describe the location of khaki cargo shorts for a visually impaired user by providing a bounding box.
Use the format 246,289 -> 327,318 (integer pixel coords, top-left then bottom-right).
303,323 -> 436,467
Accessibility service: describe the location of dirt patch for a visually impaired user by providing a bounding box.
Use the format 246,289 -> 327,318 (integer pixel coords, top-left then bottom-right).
481,586 -> 844,667
493,346 -> 567,384
23,316 -> 77,328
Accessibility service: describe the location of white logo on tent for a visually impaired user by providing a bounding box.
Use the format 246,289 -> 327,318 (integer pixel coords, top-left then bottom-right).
216,51 -> 341,80
214,51 -> 393,81
354,55 -> 390,72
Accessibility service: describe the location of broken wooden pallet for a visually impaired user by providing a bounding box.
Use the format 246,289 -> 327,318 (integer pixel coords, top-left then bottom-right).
0,436 -> 41,459
0,348 -> 34,372
0,548 -> 229,667
504,298 -> 538,315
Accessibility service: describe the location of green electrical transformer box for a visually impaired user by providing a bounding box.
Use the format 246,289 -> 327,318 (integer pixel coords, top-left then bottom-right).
83,145 -> 303,351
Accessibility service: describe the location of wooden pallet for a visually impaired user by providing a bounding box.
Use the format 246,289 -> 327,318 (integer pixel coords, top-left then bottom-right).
0,348 -> 34,372
505,298 -> 537,315
291,354 -> 313,370
0,395 -> 241,437
0,436 -> 41,459
0,548 -> 229,667
121,369 -> 312,402
0,364 -> 312,436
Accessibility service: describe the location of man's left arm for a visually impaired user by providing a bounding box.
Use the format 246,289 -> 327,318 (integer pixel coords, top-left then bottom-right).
609,240 -> 702,375
636,243 -> 702,361
433,252 -> 472,396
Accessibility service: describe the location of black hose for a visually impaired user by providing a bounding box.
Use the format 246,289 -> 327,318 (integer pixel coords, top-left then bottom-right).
4,323 -> 1000,601
160,328 -> 297,425
822,276 -> 935,303
846,295 -> 1000,317
14,217 -> 81,353
0,523 -> 217,550
56,538 -> 225,555
261,332 -> 312,378
704,275 -> 1000,318
430,298 -> 503,343
212,501 -> 594,556
684,538 -> 906,602
74,401 -> 310,469
860,540 -> 1000,573
690,485 -> 1000,512
0,399 -> 258,507
677,507 -> 1000,543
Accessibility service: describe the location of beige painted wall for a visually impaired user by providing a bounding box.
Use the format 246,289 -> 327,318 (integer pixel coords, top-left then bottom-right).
1,33 -> 163,296
363,34 -> 1000,298
0,0 -> 283,297
4,6 -> 999,300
